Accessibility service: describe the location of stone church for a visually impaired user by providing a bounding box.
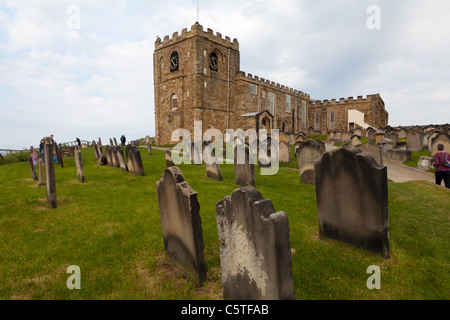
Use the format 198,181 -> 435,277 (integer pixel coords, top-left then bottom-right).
153,22 -> 389,145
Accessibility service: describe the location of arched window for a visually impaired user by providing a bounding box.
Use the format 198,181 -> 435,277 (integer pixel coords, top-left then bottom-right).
169,51 -> 179,72
209,52 -> 218,71
172,94 -> 178,109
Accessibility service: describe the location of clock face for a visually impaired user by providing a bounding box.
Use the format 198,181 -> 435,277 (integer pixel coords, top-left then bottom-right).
210,53 -> 218,71
170,51 -> 179,72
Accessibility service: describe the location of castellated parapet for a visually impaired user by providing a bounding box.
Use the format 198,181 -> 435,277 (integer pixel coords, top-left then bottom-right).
155,22 -> 239,51
235,71 -> 310,100
310,94 -> 384,108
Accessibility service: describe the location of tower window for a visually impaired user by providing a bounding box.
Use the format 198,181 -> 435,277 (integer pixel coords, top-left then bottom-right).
315,112 -> 320,131
209,52 -> 218,71
172,94 -> 178,109
169,51 -> 179,72
330,111 -> 335,130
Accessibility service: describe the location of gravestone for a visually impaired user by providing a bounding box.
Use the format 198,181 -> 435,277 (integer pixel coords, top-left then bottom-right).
406,131 -> 422,151
279,141 -> 291,163
357,142 -> 383,165
315,145 -> 390,259
430,133 -> 450,157
125,145 -> 135,173
27,156 -> 38,181
385,132 -> 399,148
105,146 -> 113,166
165,149 -> 174,167
44,137 -> 57,209
156,166 -> 206,287
147,143 -> 153,156
115,147 -> 128,171
191,142 -> 202,165
74,146 -> 85,183
377,138 -> 394,153
234,144 -> 255,186
92,141 -> 99,160
258,137 -> 271,167
128,145 -> 145,176
36,159 -> 46,186
417,156 -> 434,171
216,186 -> 294,300
97,153 -> 107,166
113,137 -> 118,147
397,128 -> 408,139
55,143 -> 64,168
351,135 -> 361,147
295,139 -> 325,185
341,132 -> 352,144
204,146 -> 222,181
387,149 -> 412,162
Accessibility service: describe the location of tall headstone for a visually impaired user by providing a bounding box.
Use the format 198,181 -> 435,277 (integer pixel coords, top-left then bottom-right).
44,137 -> 57,209
116,147 -> 128,171
92,141 -> 99,160
295,139 -> 325,185
27,156 -> 38,181
37,159 -> 46,186
216,186 -> 294,300
406,131 -> 422,151
131,145 -> 145,176
156,166 -> 206,286
279,141 -> 291,163
55,143 -> 64,168
125,145 -> 136,173
74,146 -> 85,183
315,145 -> 390,259
147,143 -> 153,156
234,143 -> 255,186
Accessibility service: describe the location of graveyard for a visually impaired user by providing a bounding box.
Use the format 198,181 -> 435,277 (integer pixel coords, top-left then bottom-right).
0,140 -> 448,300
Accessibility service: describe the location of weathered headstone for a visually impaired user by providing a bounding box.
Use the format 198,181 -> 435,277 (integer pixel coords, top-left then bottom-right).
378,138 -> 394,153
385,132 -> 399,148
147,143 -> 153,156
430,133 -> 450,156
125,145 -> 135,173
74,146 -> 85,183
92,141 -> 99,160
105,146 -> 113,166
357,142 -> 383,164
156,166 -> 206,287
27,156 -> 38,181
127,145 -> 145,176
216,186 -> 294,300
417,156 -> 434,171
165,149 -> 174,167
55,143 -> 64,168
113,137 -> 118,147
97,153 -> 107,166
279,141 -> 291,164
36,159 -> 46,186
341,132 -> 352,144
204,146 -> 222,181
234,143 -> 255,186
315,145 -> 390,259
116,147 -> 128,171
406,131 -> 422,151
44,137 -> 57,209
351,135 -> 362,147
295,139 -> 325,185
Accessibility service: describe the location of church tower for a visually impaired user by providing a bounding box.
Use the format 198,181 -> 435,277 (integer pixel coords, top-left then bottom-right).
154,22 -> 240,145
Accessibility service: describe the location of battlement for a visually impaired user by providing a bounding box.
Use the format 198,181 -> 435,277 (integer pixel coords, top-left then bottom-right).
236,71 -> 310,99
155,22 -> 239,50
310,94 -> 381,107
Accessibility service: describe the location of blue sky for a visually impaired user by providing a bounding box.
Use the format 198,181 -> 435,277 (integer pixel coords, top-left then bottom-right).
1,0 -> 449,150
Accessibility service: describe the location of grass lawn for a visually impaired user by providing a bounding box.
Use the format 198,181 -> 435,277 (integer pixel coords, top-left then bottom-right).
0,146 -> 448,300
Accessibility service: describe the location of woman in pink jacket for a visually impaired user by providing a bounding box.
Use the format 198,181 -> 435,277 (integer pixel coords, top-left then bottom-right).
433,144 -> 450,188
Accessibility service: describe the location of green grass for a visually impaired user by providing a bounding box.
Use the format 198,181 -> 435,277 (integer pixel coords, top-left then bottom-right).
0,146 -> 449,300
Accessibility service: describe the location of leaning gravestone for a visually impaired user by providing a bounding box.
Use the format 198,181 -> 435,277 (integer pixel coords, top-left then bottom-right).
115,147 -> 128,171
92,141 -> 99,160
128,145 -> 145,176
44,137 -> 57,209
156,166 -> 206,287
295,139 -> 325,185
74,146 -> 85,183
125,145 -> 135,173
234,143 -> 255,186
216,186 -> 295,300
27,156 -> 38,181
315,145 -> 390,259
147,143 -> 153,156
97,153 -> 107,166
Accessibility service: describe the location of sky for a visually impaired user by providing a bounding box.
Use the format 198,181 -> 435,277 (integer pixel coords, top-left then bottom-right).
0,0 -> 449,150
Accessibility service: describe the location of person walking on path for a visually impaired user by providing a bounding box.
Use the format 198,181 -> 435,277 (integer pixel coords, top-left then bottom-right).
433,143 -> 450,188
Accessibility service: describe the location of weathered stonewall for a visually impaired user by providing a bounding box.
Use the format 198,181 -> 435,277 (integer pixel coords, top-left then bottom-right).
74,146 -> 85,183
216,186 -> 295,300
156,166 -> 206,286
234,144 -> 255,186
44,137 -> 57,209
295,139 -> 325,185
27,156 -> 38,181
315,145 -> 390,259
165,149 -> 174,167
